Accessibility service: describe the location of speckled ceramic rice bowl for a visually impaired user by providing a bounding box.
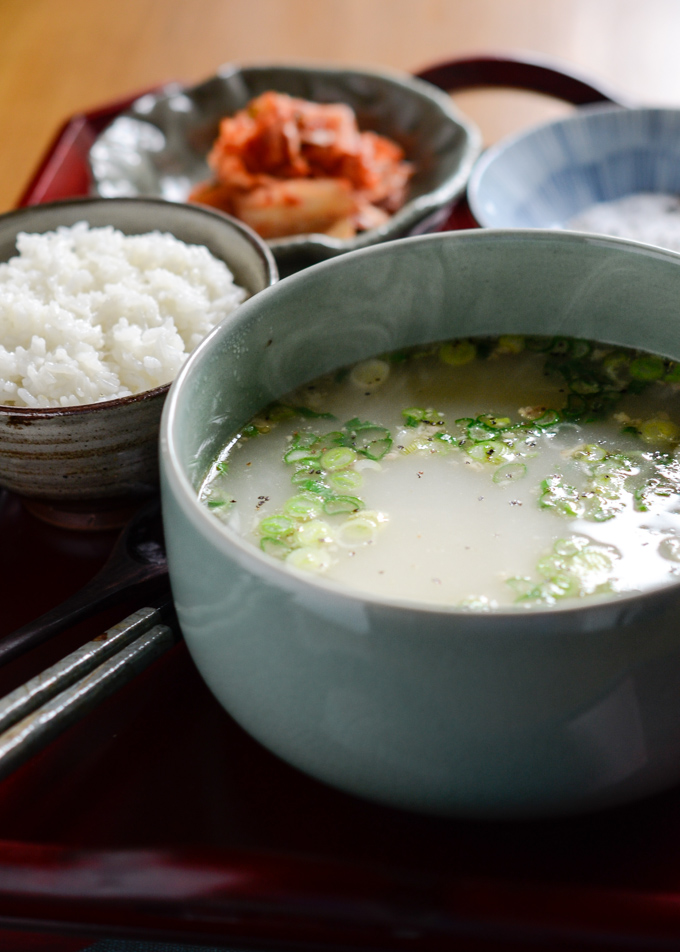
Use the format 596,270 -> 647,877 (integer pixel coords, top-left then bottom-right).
0,197 -> 276,528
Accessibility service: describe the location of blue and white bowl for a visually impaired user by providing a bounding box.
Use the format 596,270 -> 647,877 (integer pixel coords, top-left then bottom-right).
468,105 -> 680,230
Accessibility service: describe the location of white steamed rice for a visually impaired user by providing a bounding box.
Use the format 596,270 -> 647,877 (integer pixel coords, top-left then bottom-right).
0,222 -> 248,408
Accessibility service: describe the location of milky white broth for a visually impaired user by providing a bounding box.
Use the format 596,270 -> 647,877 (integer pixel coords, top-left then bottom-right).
199,336 -> 680,609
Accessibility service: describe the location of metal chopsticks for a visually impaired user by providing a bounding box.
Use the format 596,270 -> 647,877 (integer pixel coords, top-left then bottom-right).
0,603 -> 179,782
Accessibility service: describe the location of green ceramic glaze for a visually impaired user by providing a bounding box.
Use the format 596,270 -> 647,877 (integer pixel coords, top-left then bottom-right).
161,229 -> 680,817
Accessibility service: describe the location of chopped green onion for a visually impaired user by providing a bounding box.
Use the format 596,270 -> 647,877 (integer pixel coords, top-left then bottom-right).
336,518 -> 378,546
329,470 -> 363,491
505,576 -> 534,596
296,520 -> 332,545
284,447 -> 322,464
317,430 -> 347,448
290,432 -> 321,450
492,462 -> 527,483
467,423 -> 498,442
563,393 -> 587,418
323,495 -> 364,515
630,355 -> 665,381
466,440 -> 514,464
634,477 -> 677,511
439,340 -> 476,365
477,414 -> 512,430
286,546 -> 333,573
258,515 -> 295,537
266,404 -> 296,422
569,548 -> 614,576
572,444 -> 606,462
283,494 -> 324,520
585,502 -> 619,522
600,353 -> 631,389
533,409 -> 561,427
550,338 -> 573,355
349,359 -> 390,389
497,335 -> 525,354
539,477 -> 582,517
570,376 -> 601,395
553,536 -> 590,557
321,446 -> 357,470
291,468 -> 323,486
260,537 -> 292,559
293,479 -> 332,497
589,473 -> 624,499
544,573 -> 581,598
569,340 -> 592,359
402,407 -> 426,427
344,419 -> 391,443
639,419 -> 680,444
360,437 -> 391,460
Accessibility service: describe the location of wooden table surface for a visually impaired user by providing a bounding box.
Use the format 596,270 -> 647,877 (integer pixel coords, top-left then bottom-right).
1,0 -> 679,213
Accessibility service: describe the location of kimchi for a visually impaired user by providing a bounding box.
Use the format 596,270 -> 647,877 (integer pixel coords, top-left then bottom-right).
189,91 -> 413,239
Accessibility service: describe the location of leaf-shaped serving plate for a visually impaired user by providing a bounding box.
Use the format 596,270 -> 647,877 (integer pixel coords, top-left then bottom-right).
89,63 -> 481,268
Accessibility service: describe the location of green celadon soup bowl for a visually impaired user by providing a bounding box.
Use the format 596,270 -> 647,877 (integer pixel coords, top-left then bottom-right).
161,229 -> 680,818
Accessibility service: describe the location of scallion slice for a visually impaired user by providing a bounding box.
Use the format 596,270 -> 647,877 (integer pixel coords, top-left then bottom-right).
296,520 -> 332,545
286,546 -> 333,573
466,440 -> 513,464
639,419 -> 680,444
361,438 -> 391,460
258,515 -> 295,538
630,355 -> 665,381
261,537 -> 291,559
336,518 -> 378,547
492,462 -> 527,483
323,495 -> 364,515
439,340 -> 476,365
284,447 -> 322,464
321,446 -> 357,470
533,409 -> 561,428
402,408 -> 425,427
283,494 -> 324,520
329,470 -> 363,491
477,414 -> 512,430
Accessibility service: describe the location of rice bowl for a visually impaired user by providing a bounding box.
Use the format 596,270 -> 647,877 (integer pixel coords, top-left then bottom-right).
0,222 -> 247,408
0,197 -> 276,527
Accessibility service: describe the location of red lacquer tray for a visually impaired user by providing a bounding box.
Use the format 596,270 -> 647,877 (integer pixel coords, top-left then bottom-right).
4,55 -> 674,952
